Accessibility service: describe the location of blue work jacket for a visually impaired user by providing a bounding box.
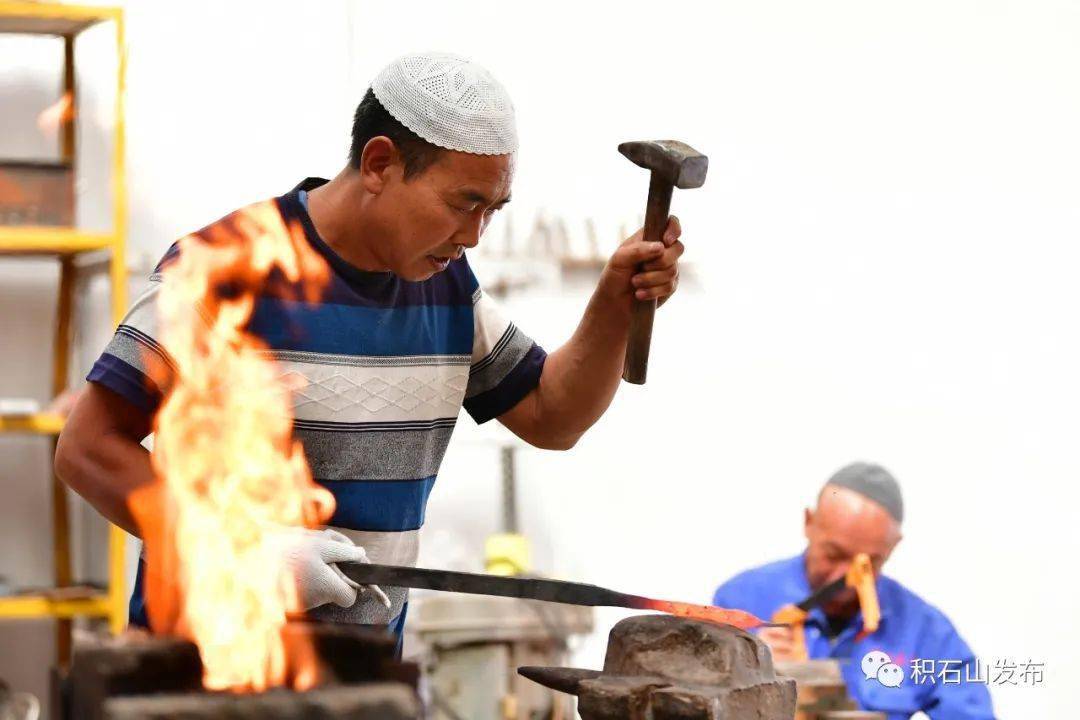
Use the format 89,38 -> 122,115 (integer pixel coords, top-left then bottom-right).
713,555 -> 995,719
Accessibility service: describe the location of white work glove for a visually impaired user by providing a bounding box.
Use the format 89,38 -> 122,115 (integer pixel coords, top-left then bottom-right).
272,527 -> 390,611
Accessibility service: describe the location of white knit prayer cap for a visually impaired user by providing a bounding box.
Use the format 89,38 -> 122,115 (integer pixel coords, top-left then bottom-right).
371,52 -> 518,156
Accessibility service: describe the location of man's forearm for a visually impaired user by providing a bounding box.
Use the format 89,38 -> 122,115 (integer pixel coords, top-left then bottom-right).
498,220 -> 682,449
533,270 -> 635,442
55,386 -> 156,537
56,431 -> 153,537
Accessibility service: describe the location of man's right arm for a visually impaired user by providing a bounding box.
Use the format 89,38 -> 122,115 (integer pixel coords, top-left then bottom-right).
55,383 -> 155,537
55,382 -> 387,615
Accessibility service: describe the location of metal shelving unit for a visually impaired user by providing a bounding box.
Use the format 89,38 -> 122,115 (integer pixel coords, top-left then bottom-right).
0,2 -> 128,658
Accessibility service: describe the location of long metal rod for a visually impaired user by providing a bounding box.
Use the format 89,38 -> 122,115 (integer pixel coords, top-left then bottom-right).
341,563 -> 640,608
500,445 -> 518,534
339,562 -> 770,630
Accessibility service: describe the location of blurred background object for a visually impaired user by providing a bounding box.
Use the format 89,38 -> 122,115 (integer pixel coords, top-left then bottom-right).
0,4 -> 128,717
408,443 -> 594,719
0,677 -> 40,720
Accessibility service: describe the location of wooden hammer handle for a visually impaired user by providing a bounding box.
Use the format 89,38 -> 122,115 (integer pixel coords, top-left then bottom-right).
623,173 -> 674,384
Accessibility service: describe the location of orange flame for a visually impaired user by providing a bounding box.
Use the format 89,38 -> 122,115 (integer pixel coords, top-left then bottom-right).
131,200 -> 332,691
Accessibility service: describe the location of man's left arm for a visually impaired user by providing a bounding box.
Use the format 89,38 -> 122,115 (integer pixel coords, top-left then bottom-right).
497,217 -> 684,449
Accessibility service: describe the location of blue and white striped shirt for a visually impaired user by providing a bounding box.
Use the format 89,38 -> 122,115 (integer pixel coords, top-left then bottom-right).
87,177 -> 547,628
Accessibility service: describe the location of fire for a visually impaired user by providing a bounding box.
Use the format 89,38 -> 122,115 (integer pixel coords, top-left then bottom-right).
130,200 -> 332,691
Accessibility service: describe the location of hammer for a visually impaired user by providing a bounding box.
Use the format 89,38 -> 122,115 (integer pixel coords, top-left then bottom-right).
618,140 -> 708,384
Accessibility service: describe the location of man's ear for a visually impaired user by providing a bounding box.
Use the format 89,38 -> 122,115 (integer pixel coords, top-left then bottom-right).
359,136 -> 399,194
877,525 -> 903,570
803,507 -> 814,540
886,529 -> 903,556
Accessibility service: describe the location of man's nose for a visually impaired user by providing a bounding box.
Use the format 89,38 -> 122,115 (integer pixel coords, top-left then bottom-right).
455,221 -> 482,251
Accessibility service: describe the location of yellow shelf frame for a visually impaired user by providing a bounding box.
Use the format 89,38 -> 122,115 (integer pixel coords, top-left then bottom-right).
0,413 -> 66,435
0,3 -> 128,640
0,1 -> 120,33
0,594 -> 112,620
0,228 -> 115,255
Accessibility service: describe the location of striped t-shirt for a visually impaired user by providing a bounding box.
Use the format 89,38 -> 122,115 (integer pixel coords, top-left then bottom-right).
87,177 -> 547,629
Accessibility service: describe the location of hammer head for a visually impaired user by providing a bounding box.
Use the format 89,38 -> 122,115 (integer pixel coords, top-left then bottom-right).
618,140 -> 708,189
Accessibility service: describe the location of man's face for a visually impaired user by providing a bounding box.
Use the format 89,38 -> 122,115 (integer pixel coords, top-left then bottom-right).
368,149 -> 514,281
804,484 -> 902,617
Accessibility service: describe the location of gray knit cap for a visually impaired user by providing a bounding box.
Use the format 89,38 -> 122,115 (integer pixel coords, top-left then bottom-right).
825,461 -> 904,523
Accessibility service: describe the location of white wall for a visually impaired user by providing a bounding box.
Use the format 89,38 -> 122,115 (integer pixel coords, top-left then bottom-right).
2,1 -> 1077,717
362,2 -> 1080,717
